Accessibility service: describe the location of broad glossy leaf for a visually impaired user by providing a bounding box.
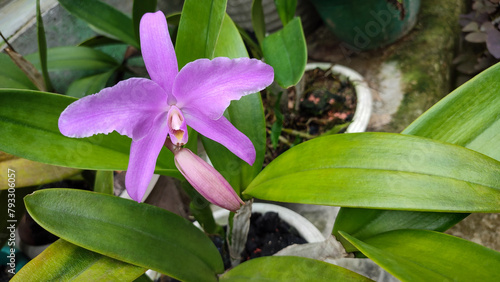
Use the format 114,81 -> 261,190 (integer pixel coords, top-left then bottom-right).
334,62 -> 500,248
26,46 -> 119,72
245,132 -> 500,212
403,62 -> 500,160
339,230 -> 500,281
333,208 -> 468,253
25,189 -> 223,281
133,0 -> 157,43
0,152 -> 80,190
175,0 -> 228,67
274,0 -> 297,25
201,15 -> 266,193
262,17 -> 306,88
66,70 -> 115,98
58,0 -> 139,48
213,15 -> 249,60
0,89 -> 179,177
12,239 -> 145,281
0,53 -> 37,90
220,256 -> 373,281
36,0 -> 52,92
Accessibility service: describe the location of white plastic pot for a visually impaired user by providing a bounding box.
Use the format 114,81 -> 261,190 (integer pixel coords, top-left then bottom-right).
304,63 -> 373,133
210,203 -> 325,243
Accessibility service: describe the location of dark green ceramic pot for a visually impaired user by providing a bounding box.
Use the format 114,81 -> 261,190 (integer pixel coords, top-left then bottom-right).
310,0 -> 421,50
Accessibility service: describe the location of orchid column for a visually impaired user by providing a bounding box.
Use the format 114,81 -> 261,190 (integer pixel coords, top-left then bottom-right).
58,11 -> 274,210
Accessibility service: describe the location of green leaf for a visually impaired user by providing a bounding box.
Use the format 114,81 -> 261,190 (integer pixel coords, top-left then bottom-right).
262,17 -> 306,88
274,0 -> 297,26
175,0 -> 228,67
213,15 -> 250,60
339,230 -> 500,281
24,189 -> 223,281
178,180 -> 218,234
66,70 -> 115,98
322,122 -> 351,135
0,89 -> 178,177
200,15 -> 266,194
94,170 -> 114,195
58,0 -> 139,48
333,62 -> 500,248
132,0 -> 157,43
0,153 -> 80,190
245,132 -> 500,212
36,0 -> 53,92
236,24 -> 263,59
134,273 -> 153,282
220,256 -> 373,281
0,53 -> 37,90
12,239 -> 145,281
26,46 -> 119,72
404,62 -> 500,161
251,0 -> 266,45
189,199 -> 218,234
333,208 -> 468,253
166,12 -> 182,27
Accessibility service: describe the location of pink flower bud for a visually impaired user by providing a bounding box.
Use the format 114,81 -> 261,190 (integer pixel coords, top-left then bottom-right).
174,148 -> 244,212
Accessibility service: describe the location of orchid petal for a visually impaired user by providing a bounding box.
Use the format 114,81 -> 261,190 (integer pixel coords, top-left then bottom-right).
59,78 -> 167,141
140,11 -> 178,104
125,112 -> 168,202
183,109 -> 256,165
173,57 -> 274,119
174,148 -> 244,212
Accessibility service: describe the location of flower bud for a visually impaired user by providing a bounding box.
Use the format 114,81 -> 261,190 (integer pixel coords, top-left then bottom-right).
174,148 -> 244,212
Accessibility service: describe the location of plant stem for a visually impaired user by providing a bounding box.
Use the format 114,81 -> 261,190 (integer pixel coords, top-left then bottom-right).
265,128 -> 293,146
280,128 -> 316,139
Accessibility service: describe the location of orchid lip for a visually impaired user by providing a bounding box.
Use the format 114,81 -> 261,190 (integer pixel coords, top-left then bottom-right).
166,105 -> 188,146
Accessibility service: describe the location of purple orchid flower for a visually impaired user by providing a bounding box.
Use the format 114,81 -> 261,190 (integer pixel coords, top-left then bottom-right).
58,11 -> 274,204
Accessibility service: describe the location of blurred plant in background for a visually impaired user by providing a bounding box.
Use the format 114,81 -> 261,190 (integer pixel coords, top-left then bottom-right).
455,0 -> 500,76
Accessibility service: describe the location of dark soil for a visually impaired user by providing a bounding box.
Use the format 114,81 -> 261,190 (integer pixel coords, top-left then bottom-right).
210,212 -> 308,270
240,211 -> 307,262
264,67 -> 356,165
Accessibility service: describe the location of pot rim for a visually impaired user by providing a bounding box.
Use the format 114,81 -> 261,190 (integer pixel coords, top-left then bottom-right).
210,203 -> 325,243
304,62 -> 373,133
